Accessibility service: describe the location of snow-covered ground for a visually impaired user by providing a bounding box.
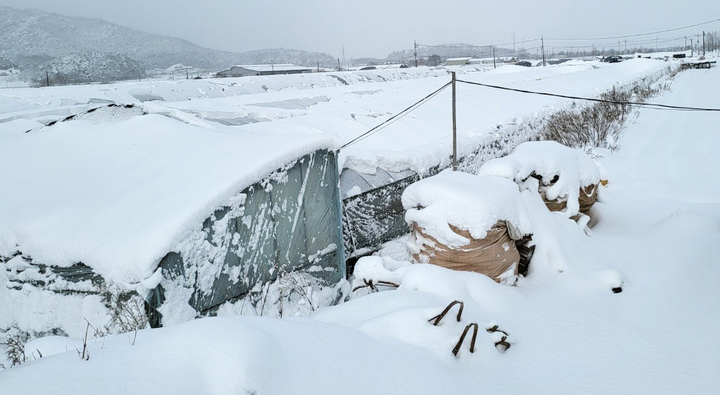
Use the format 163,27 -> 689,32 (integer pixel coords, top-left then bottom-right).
1,58 -> 719,393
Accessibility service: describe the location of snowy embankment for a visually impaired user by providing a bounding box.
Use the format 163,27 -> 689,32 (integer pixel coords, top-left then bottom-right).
2,62 -> 719,393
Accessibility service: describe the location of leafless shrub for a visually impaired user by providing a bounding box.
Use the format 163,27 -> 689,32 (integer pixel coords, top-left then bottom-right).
100,286 -> 149,344
544,73 -> 677,151
240,265 -> 335,318
277,267 -> 319,313
1,332 -> 28,367
544,88 -> 632,151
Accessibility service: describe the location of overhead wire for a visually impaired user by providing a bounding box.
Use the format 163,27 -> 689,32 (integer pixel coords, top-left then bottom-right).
455,79 -> 720,112
546,18 -> 720,41
343,19 -> 719,149
339,81 -> 452,149
341,72 -> 720,151
413,18 -> 718,56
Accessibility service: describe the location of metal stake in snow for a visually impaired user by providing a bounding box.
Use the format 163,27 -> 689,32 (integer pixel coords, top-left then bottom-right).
452,71 -> 458,171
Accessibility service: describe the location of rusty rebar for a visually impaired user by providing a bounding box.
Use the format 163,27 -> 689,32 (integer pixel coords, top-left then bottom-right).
486,325 -> 508,336
452,323 -> 479,356
352,279 -> 400,293
495,335 -> 511,352
428,300 -> 464,326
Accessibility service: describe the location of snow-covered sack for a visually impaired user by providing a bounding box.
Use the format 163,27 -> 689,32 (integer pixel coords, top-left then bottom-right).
402,170 -> 532,284
478,141 -> 600,217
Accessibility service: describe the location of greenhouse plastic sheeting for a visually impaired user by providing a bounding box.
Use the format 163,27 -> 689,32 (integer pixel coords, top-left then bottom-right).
147,150 -> 344,326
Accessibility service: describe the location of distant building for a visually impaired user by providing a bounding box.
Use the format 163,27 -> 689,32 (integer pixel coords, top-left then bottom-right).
215,64 -> 313,78
444,57 -> 472,66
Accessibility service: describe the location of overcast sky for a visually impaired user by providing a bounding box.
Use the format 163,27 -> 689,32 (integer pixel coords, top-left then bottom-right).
2,0 -> 719,58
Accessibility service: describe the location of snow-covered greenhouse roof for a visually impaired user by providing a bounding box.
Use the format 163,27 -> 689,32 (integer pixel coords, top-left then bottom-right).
0,105 -> 339,286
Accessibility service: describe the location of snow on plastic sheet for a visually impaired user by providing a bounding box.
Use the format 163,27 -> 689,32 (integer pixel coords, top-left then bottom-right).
402,170 -> 531,247
479,141 -> 600,216
0,112 -> 338,287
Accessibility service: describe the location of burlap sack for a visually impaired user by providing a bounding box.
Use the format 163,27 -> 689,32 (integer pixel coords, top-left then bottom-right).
410,221 -> 519,285
541,183 -> 598,215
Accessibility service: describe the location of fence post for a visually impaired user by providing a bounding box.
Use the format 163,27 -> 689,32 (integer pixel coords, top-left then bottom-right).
452,72 -> 457,171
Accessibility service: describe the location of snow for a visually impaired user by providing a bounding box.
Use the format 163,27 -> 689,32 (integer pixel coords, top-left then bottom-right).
1,59 -> 675,179
225,64 -> 313,72
183,59 -> 672,176
402,170 -> 531,246
0,60 -> 670,287
0,109 -> 338,287
3,57 -> 720,393
478,141 -> 600,216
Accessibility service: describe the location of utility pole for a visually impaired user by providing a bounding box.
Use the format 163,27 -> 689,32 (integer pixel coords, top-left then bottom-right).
703,31 -> 706,56
342,46 -> 346,70
451,72 -> 457,171
45,71 -> 49,87
414,40 -> 418,67
492,47 -> 496,69
317,61 -> 320,72
337,58 -> 341,71
691,39 -> 694,57
513,31 -> 516,55
541,36 -> 546,66
186,67 -> 189,80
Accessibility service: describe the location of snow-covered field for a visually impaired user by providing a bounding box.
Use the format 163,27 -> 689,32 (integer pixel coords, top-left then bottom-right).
2,58 -> 719,393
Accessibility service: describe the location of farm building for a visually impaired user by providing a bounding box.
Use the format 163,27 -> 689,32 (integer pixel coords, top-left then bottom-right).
0,104 -> 345,335
444,57 -> 472,66
215,64 -> 313,78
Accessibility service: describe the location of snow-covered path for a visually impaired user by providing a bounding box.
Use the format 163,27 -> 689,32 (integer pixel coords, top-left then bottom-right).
2,64 -> 719,394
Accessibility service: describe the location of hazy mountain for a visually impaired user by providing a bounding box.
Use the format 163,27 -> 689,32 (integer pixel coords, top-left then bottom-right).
0,6 -> 336,71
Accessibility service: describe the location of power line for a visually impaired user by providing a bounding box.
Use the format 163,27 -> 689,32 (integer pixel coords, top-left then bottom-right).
546,18 -> 720,41
549,35 -> 689,50
416,19 -> 718,54
340,81 -> 452,149
456,79 -> 720,112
